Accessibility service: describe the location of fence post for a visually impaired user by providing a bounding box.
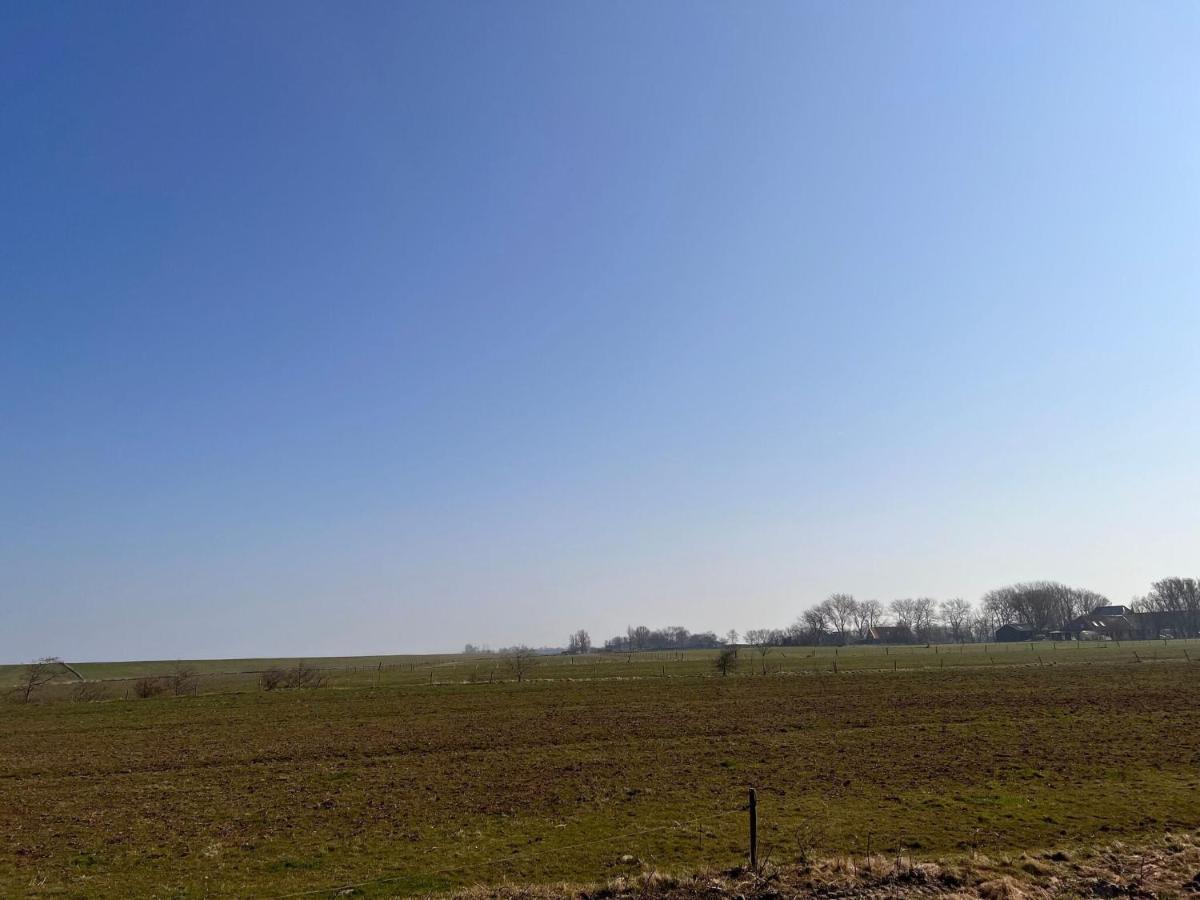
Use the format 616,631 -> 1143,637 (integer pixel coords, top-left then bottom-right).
748,788 -> 758,871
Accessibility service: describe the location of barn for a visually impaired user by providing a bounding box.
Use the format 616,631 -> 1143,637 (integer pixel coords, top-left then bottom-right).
995,623 -> 1039,642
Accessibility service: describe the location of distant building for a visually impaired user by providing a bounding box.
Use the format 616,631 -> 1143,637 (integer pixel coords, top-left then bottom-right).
1128,610 -> 1193,640
1064,611 -> 1133,641
995,623 -> 1039,642
865,625 -> 913,644
822,630 -> 854,646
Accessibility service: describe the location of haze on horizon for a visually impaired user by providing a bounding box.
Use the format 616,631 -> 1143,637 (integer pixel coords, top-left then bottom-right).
3,2 -> 1198,664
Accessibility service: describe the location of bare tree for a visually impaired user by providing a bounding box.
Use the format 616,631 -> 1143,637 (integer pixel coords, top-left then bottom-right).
13,657 -> 63,703
939,598 -> 973,642
133,676 -> 165,699
501,646 -> 538,683
824,594 -> 858,644
854,602 -> 883,643
890,598 -> 917,632
1140,577 -> 1200,637
287,660 -> 326,689
714,647 -> 738,676
911,597 -> 937,641
626,625 -> 652,651
567,629 -> 592,654
783,618 -> 806,645
982,582 -> 1108,633
743,629 -> 776,674
71,681 -> 107,702
800,607 -> 829,644
168,664 -> 198,696
260,668 -> 288,691
725,629 -> 739,646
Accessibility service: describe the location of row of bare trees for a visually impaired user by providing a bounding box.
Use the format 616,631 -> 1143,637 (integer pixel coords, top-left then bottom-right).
8,659 -> 201,703
744,595 -> 972,646
1135,577 -> 1200,637
979,582 -> 1108,634
601,625 -> 723,652
747,578 -> 1199,646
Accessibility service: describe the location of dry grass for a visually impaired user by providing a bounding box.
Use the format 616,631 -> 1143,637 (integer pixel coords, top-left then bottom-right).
456,831 -> 1200,898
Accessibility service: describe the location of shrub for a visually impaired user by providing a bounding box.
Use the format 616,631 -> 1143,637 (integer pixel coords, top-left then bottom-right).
714,647 -> 739,676
133,676 -> 165,699
260,668 -> 288,691
168,665 -> 198,696
287,661 -> 326,689
71,681 -> 107,703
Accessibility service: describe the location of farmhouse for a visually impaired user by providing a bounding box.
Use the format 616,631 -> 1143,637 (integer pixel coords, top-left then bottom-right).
1064,612 -> 1134,641
865,625 -> 913,644
995,623 -> 1040,642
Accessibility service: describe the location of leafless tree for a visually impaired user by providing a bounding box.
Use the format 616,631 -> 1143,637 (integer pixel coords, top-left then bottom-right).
982,581 -> 1108,633
911,597 -> 937,641
714,647 -> 738,676
852,599 -> 883,640
890,598 -> 917,632
799,607 -> 829,644
824,594 -> 858,644
168,664 -> 198,696
567,629 -> 592,654
744,629 -> 776,674
72,681 -> 107,702
260,668 -> 288,691
725,629 -> 739,646
888,597 -> 937,641
783,618 -> 806,645
287,660 -> 326,689
133,676 -> 165,699
939,598 -> 973,642
626,625 -> 652,651
1139,577 -> 1200,637
13,657 -> 63,703
501,646 -> 538,683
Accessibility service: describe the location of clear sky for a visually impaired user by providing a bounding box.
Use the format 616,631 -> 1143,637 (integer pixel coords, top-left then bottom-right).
2,2 -> 1198,663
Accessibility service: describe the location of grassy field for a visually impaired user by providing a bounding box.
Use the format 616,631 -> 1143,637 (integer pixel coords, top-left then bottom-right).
1,637 -> 1194,693
2,643 -> 1199,897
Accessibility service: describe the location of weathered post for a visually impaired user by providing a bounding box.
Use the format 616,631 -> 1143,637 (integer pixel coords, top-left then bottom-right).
748,788 -> 758,871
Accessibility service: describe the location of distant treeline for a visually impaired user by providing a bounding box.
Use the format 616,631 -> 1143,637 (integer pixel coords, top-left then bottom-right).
582,577 -> 1200,651
602,625 -> 725,652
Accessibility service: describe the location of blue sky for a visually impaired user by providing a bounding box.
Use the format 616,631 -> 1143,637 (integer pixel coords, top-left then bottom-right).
2,2 -> 1198,662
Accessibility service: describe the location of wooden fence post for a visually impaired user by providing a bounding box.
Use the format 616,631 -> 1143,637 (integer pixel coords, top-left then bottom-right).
748,788 -> 758,871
